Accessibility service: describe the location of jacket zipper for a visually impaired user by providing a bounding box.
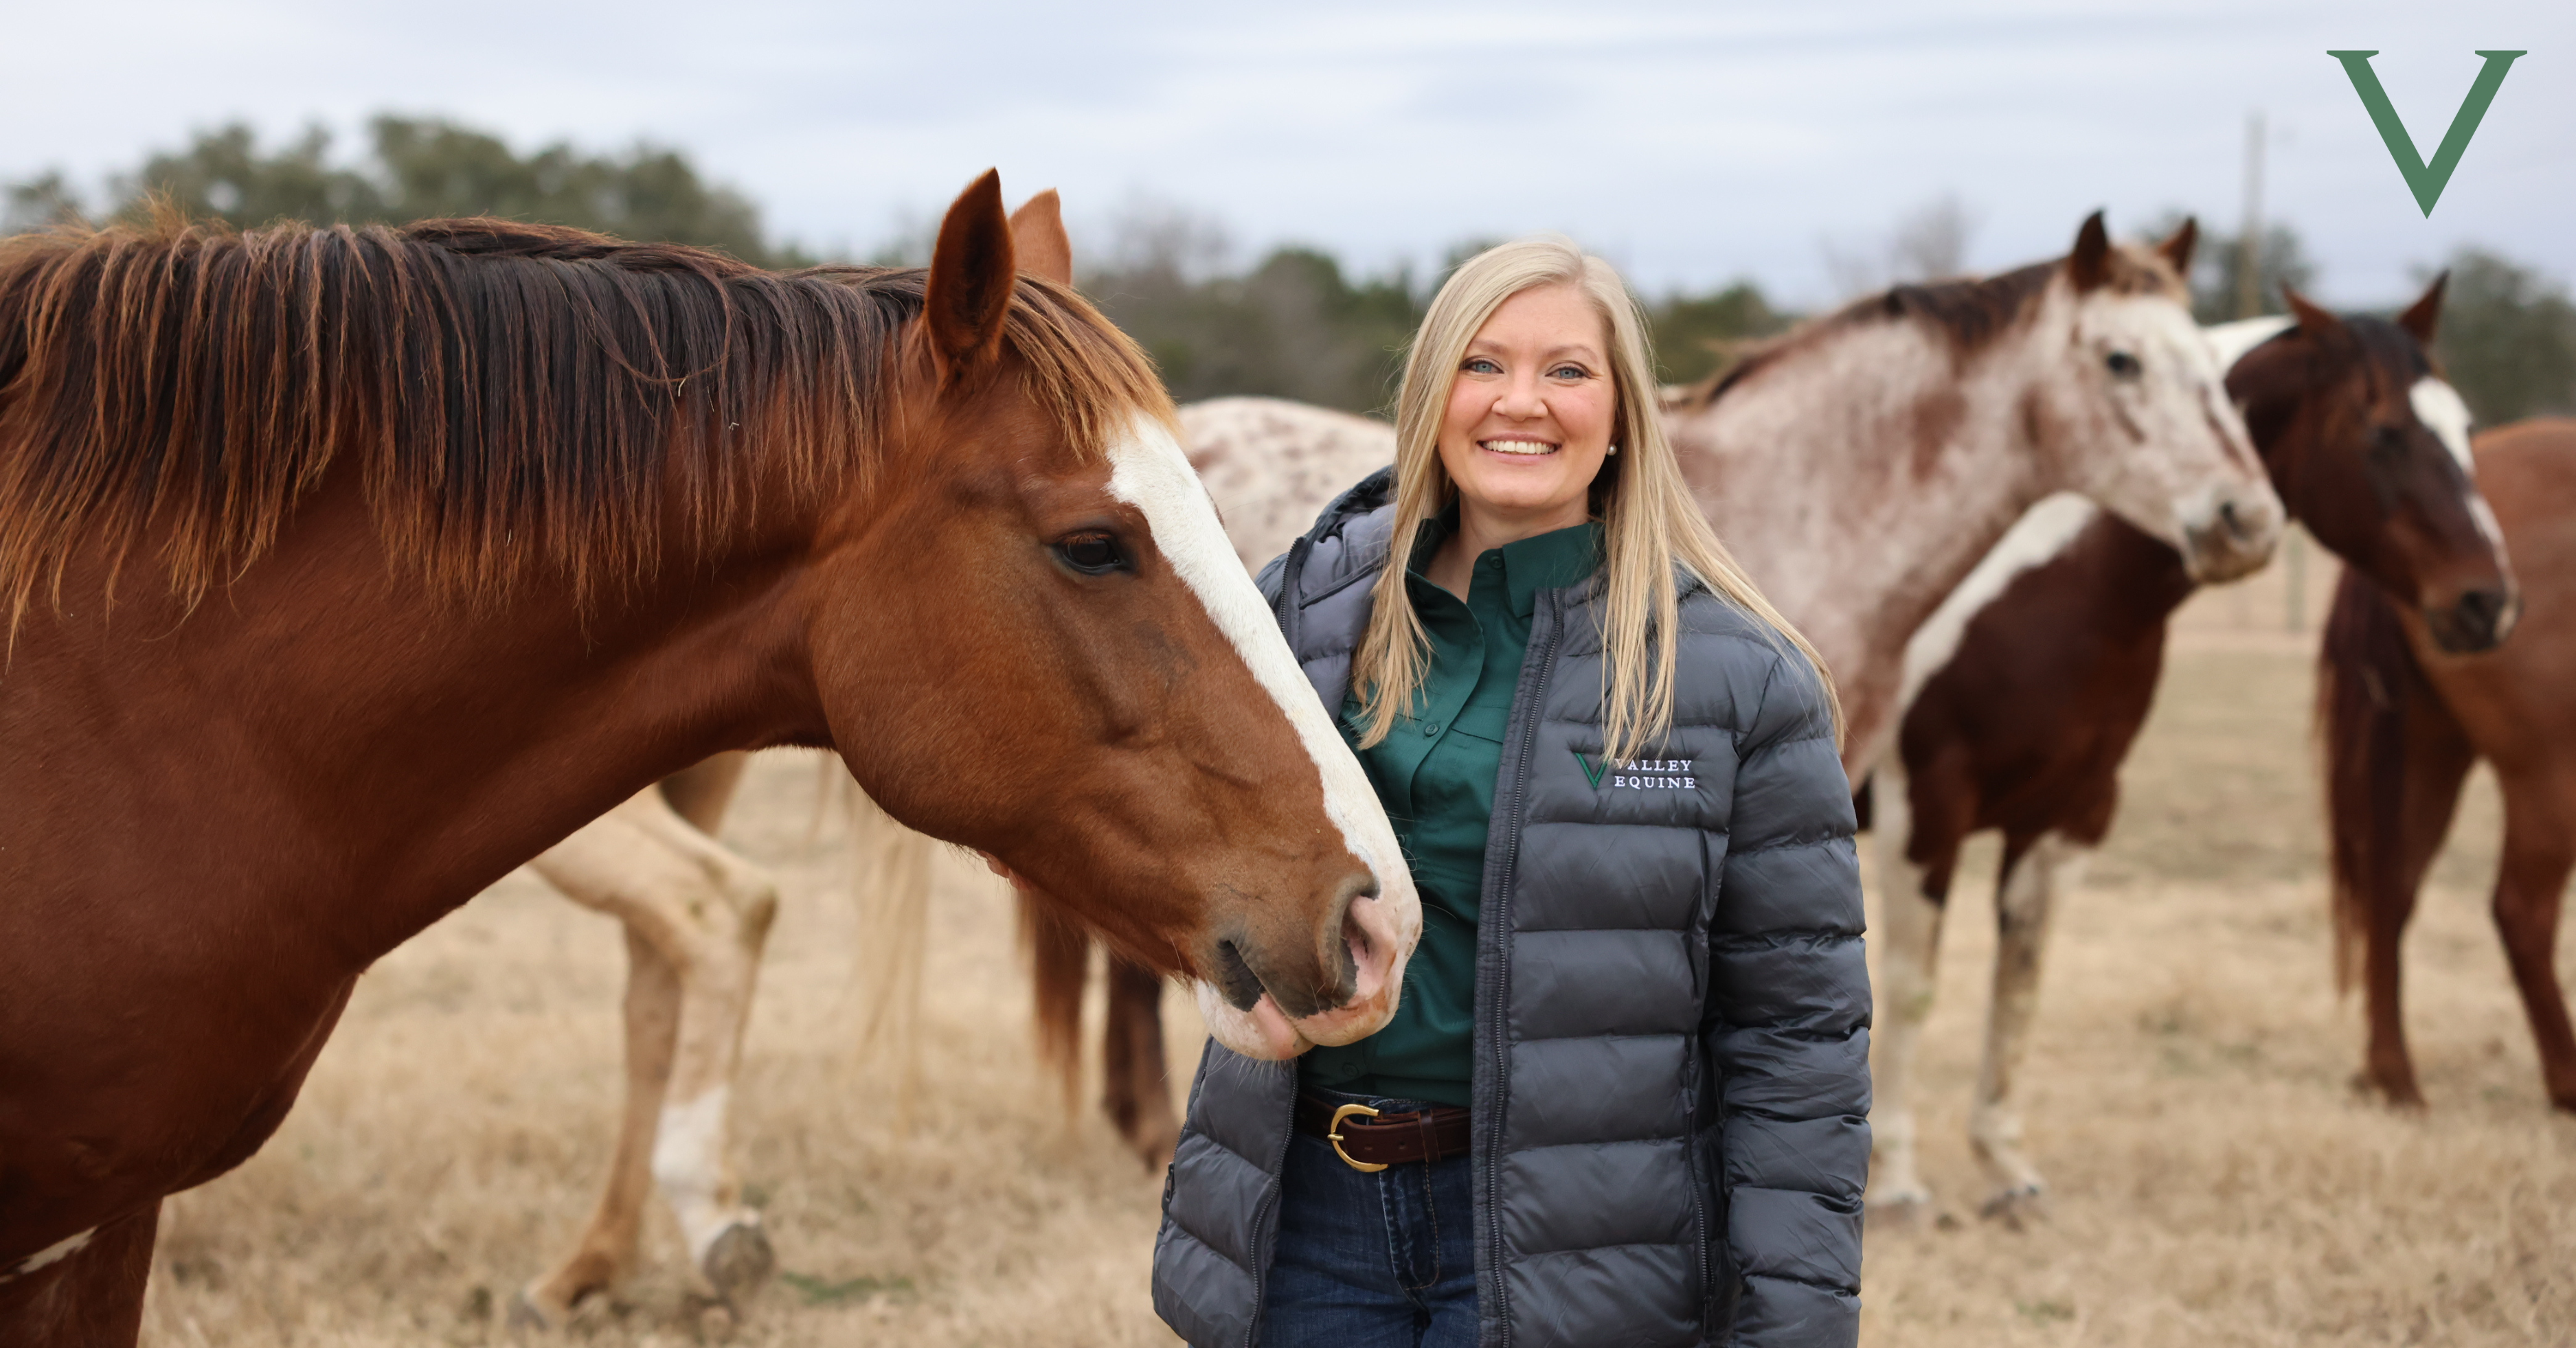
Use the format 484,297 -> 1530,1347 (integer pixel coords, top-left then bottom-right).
1484,590 -> 1564,1347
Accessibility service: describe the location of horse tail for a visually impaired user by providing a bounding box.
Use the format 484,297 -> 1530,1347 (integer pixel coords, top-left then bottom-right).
2317,569 -> 2422,995
843,773 -> 935,1121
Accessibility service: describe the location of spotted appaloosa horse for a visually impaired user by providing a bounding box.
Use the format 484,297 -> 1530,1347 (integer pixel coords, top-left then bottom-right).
1863,277 -> 2517,1228
0,174 -> 1422,1347
1032,212 -> 2283,1165
2323,416 -> 2576,1115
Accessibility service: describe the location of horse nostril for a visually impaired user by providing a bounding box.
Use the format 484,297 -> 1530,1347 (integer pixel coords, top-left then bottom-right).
1211,939 -> 1264,1013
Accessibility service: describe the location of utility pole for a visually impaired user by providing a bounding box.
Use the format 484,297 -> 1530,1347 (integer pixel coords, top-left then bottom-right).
2239,111 -> 2305,633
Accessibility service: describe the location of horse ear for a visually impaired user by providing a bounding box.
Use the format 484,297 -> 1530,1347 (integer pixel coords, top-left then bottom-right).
2398,271 -> 2448,346
1008,190 -> 1074,288
2283,285 -> 2344,341
2068,210 -> 2112,292
2157,217 -> 2199,276
926,169 -> 1017,385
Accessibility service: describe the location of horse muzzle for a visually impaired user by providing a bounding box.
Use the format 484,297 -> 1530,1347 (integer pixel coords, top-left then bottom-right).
2426,585 -> 2521,654
2180,489 -> 2283,584
1197,868 -> 1418,1061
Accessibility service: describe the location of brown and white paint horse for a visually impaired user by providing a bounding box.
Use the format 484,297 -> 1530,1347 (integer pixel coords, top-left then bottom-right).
1036,213 -> 2283,1165
2322,416 -> 2576,1114
0,174 -> 1422,1346
1863,279 -> 2516,1226
1669,213 -> 2280,778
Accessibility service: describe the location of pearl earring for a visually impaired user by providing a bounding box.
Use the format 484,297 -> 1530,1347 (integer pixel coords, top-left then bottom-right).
1607,444 -> 1620,456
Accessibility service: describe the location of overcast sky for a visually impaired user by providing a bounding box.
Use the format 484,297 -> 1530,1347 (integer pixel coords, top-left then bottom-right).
3,1 -> 2563,306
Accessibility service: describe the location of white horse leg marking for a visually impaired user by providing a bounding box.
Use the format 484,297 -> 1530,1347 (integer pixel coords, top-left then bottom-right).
522,789 -> 780,1313
1969,832 -> 2088,1225
1867,760 -> 1945,1221
0,1227 -> 95,1283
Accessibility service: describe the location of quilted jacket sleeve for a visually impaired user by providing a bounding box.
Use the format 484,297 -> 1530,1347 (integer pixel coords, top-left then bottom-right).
1707,650 -> 1869,1347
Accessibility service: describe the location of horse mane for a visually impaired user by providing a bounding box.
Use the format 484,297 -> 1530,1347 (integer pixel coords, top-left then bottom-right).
1674,242 -> 2189,413
2316,567 -> 2435,994
0,213 -> 1169,628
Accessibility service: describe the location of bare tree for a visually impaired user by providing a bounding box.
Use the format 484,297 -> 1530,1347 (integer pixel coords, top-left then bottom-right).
1818,192 -> 1979,298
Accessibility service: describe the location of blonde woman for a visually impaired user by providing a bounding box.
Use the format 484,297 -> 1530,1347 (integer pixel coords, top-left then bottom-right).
1152,238 -> 1868,1347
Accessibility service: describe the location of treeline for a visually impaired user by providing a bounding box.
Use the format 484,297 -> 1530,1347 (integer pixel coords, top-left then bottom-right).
8,119 -> 2571,423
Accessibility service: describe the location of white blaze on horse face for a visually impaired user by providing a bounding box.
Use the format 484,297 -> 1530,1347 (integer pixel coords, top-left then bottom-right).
0,1227 -> 95,1283
2409,378 -> 2509,554
2059,291 -> 2280,582
1899,492 -> 2099,713
2410,378 -> 2478,475
1104,412 -> 1420,1059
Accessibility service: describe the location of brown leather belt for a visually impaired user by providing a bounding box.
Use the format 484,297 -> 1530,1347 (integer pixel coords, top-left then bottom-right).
1294,1092 -> 1471,1172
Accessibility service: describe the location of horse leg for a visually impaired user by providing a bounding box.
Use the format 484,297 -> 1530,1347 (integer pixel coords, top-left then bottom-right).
1866,762 -> 1949,1226
2361,706 -> 2476,1108
515,923 -> 684,1326
525,790 -> 782,1321
1100,955 -> 1179,1168
2492,772 -> 2576,1110
0,1201 -> 159,1348
1969,832 -> 2085,1228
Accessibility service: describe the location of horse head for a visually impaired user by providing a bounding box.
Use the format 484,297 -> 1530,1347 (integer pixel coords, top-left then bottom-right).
2233,277 -> 2518,653
2024,212 -> 2283,584
800,174 -> 1418,1061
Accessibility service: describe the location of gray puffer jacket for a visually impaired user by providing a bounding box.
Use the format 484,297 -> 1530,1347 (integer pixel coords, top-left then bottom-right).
1153,470 -> 1869,1348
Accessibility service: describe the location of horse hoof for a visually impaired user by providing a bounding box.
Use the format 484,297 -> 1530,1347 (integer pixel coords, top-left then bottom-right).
1865,1191 -> 1938,1232
692,1299 -> 741,1341
1978,1185 -> 2050,1229
701,1221 -> 777,1307
506,1286 -> 565,1332
1132,1125 -> 1180,1172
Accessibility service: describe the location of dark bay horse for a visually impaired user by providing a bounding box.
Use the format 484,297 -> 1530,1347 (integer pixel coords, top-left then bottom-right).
2323,415 -> 2576,1112
0,173 -> 1421,1345
1866,278 -> 2518,1225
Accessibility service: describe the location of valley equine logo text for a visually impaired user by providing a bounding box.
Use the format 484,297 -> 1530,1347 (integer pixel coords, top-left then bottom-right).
1576,751 -> 1697,792
2329,49 -> 2525,216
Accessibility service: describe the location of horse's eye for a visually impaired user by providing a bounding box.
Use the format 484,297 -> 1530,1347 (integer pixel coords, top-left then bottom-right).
1054,532 -> 1127,575
2105,350 -> 2142,378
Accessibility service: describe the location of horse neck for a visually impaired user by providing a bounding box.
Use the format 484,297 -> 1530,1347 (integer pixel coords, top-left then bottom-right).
12,472 -> 824,963
1673,315 -> 2055,761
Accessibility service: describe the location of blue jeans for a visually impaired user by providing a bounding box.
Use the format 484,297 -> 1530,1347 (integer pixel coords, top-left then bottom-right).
1258,1091 -> 1479,1348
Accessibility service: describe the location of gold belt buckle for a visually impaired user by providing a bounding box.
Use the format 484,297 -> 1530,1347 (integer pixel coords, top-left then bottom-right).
1327,1103 -> 1389,1172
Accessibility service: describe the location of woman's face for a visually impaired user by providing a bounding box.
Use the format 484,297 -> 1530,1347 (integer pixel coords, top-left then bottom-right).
1438,282 -> 1617,533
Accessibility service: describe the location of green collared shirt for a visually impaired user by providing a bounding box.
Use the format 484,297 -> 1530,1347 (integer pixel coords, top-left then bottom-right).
1301,510 -> 1604,1108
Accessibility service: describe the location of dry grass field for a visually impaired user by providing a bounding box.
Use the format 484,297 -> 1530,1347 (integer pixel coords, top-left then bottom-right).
135,548 -> 2574,1347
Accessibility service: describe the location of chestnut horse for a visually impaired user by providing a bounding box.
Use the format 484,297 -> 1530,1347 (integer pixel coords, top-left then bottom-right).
0,173 -> 1422,1345
1864,278 -> 2517,1226
2322,416 -> 2576,1112
497,236 -> 1408,1324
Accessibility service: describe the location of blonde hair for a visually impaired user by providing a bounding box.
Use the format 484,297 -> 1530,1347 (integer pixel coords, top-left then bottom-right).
1352,236 -> 1840,763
